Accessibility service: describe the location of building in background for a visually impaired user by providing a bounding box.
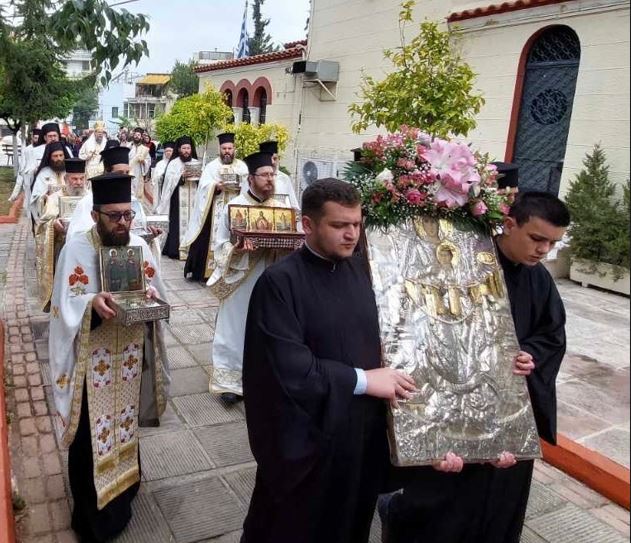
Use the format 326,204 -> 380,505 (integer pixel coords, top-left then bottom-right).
195,50 -> 235,65
199,0 -> 630,199
123,73 -> 174,132
61,49 -> 92,79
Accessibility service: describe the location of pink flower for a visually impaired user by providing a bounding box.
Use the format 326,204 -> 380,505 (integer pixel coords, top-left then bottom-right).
499,203 -> 511,215
406,189 -> 424,205
470,200 -> 488,217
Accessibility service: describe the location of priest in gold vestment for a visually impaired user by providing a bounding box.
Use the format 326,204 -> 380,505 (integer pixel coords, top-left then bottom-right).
35,158 -> 88,311
49,173 -> 170,542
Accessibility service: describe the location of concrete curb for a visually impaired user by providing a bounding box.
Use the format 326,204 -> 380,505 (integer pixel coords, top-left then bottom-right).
0,193 -> 24,225
0,320 -> 17,543
543,434 -> 630,510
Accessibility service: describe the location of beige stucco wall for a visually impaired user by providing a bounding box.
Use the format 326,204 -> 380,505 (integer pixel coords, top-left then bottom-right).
197,60 -> 304,164
295,0 -> 629,194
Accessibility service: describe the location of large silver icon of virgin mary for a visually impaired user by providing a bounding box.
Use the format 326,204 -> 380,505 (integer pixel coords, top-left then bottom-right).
368,216 -> 541,465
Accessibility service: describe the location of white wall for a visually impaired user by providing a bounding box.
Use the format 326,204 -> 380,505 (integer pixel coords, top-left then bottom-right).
295,0 -> 630,194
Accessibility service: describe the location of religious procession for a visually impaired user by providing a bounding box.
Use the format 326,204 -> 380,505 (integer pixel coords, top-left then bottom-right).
0,1 -> 629,543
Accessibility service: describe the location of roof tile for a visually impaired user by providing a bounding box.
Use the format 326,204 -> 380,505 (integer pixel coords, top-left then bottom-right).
448,0 -> 577,22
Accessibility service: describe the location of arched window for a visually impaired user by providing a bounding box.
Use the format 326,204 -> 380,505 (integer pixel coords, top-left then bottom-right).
256,88 -> 268,125
238,89 -> 251,124
224,90 -> 233,107
509,26 -> 581,194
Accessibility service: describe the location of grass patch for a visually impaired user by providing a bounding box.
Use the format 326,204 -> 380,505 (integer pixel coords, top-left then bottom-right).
0,166 -> 17,215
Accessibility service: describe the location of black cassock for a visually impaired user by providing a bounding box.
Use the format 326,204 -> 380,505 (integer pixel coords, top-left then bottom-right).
242,246 -> 390,543
183,205 -> 213,281
386,246 -> 567,543
162,180 -> 181,260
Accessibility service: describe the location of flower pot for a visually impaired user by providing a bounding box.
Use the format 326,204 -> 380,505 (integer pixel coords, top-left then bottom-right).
543,247 -> 571,279
569,259 -> 630,296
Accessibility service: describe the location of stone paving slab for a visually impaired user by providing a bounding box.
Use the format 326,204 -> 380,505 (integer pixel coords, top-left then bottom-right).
140,430 -> 214,481
194,422 -> 254,468
173,393 -> 244,427
526,503 -> 628,543
153,475 -> 246,543
113,492 -> 174,543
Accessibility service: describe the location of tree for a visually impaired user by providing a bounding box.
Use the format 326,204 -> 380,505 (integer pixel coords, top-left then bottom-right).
170,60 -> 199,98
248,0 -> 277,56
565,145 -> 630,271
220,122 -> 290,159
72,85 -> 99,130
155,85 -> 233,152
348,1 -> 485,138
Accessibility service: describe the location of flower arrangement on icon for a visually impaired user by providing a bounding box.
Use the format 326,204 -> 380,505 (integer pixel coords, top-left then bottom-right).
346,126 -> 516,231
68,266 -> 89,296
143,261 -> 155,280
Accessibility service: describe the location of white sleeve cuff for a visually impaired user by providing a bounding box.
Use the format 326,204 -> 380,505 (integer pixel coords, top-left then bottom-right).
354,368 -> 368,395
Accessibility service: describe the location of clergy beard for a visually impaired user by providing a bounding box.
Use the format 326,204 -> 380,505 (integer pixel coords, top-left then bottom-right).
97,218 -> 130,247
221,153 -> 234,165
180,153 -> 192,163
65,186 -> 85,197
50,159 -> 65,172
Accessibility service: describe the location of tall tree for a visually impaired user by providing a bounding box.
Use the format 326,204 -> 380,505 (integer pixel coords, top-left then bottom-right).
170,60 -> 199,98
247,0 -> 277,56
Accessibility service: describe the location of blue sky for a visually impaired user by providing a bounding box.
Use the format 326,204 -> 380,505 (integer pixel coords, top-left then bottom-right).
122,0 -> 311,74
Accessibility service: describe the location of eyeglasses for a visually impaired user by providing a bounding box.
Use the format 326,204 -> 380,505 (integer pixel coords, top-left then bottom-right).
97,210 -> 136,223
255,173 -> 277,179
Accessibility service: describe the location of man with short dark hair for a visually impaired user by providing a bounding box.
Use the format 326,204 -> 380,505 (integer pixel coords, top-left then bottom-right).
241,178 -> 417,543
380,183 -> 570,543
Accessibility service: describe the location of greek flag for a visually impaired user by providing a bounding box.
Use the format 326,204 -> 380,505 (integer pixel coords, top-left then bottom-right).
237,1 -> 249,58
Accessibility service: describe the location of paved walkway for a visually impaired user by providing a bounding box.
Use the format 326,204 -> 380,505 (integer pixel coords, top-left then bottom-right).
0,218 -> 629,543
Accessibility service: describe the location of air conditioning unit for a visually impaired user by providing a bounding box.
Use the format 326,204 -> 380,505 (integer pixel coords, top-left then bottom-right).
291,60 -> 340,83
297,157 -> 340,192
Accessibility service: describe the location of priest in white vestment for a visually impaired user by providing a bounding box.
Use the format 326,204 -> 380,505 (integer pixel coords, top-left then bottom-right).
152,141 -> 175,200
128,127 -> 152,207
156,136 -> 199,260
35,158 -> 87,311
30,142 -> 71,223
9,128 -> 42,204
208,152 -> 300,404
181,132 -> 249,282
49,172 -> 170,542
78,120 -> 107,179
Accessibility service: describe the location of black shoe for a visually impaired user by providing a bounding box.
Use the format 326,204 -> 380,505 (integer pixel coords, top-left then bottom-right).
220,392 -> 243,405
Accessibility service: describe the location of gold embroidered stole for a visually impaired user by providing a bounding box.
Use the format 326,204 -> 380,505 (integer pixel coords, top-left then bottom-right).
86,318 -> 144,510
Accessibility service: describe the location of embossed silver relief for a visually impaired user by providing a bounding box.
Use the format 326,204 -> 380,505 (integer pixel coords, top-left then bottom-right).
367,218 -> 542,465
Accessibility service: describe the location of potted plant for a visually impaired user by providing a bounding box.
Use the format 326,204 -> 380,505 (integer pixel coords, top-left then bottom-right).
565,144 -> 630,295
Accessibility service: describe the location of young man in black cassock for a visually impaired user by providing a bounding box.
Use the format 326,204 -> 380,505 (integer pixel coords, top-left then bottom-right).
380,172 -> 571,543
241,178 -> 418,543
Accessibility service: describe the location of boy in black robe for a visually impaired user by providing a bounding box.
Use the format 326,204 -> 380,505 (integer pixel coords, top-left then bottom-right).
241,178 -> 417,543
380,186 -> 570,543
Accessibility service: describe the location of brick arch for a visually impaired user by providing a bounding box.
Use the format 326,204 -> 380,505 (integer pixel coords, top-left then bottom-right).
504,24 -> 579,162
235,79 -> 253,107
219,80 -> 236,106
252,77 -> 273,106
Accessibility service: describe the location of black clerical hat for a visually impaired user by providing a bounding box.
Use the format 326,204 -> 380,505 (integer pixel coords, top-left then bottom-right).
259,140 -> 278,155
163,141 -> 176,149
133,126 -> 144,134
244,152 -> 273,174
64,158 -> 86,174
217,132 -> 235,145
46,141 -> 65,154
32,128 -> 42,136
491,162 -> 519,189
104,139 -> 120,151
41,123 -> 60,136
91,173 -> 133,205
351,147 -> 363,162
100,146 -> 130,169
176,135 -> 193,147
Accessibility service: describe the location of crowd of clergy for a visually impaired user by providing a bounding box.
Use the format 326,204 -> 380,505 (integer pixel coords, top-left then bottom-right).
8,120 -> 570,543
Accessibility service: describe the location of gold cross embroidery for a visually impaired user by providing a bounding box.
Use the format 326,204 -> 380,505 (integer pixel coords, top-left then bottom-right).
94,359 -> 110,376
55,374 -> 69,389
98,428 -> 110,444
123,355 -> 137,371
51,306 -> 60,318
